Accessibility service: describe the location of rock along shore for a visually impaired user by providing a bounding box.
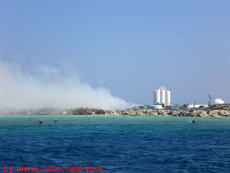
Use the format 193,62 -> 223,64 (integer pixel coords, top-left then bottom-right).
1,104 -> 230,118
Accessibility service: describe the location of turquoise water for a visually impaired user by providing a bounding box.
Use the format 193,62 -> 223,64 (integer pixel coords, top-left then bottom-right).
0,115 -> 230,172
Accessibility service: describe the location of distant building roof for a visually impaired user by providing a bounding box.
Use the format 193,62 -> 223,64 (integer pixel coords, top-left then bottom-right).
215,98 -> 224,104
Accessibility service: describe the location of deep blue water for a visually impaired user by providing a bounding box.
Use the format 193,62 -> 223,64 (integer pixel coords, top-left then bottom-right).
0,115 -> 230,173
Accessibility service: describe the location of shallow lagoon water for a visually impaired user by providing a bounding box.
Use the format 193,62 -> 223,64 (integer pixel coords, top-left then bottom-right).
0,115 -> 230,172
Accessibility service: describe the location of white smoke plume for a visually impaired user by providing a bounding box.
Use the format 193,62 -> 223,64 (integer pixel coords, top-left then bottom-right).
0,61 -> 132,110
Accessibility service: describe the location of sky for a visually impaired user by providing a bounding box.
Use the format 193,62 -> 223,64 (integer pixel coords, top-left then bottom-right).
1,0 -> 230,106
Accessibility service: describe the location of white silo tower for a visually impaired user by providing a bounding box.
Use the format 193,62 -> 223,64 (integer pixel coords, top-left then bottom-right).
153,89 -> 160,104
166,90 -> 171,106
160,86 -> 166,105
153,86 -> 171,106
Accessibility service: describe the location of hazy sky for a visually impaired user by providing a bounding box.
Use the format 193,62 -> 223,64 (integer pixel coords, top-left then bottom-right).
1,0 -> 230,105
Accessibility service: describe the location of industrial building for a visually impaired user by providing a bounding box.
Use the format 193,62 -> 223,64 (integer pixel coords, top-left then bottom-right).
153,86 -> 171,106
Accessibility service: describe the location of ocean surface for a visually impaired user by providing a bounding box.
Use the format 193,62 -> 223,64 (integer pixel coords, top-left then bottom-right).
0,115 -> 230,173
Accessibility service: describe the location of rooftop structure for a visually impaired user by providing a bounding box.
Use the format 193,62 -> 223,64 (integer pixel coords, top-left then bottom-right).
215,98 -> 224,104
